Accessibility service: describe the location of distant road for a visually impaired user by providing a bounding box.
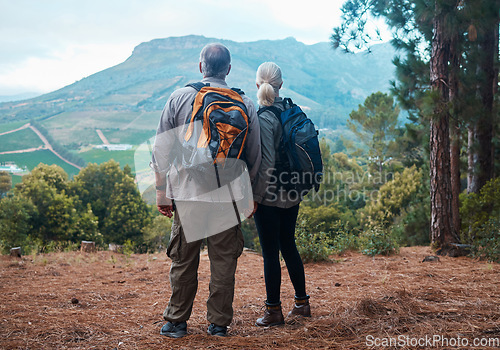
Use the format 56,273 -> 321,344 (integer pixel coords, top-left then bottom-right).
0,123 -> 30,136
0,122 -> 83,171
96,129 -> 110,145
29,124 -> 83,170
0,145 -> 46,155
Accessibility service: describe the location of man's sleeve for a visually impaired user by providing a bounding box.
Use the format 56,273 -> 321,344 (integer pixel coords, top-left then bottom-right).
243,100 -> 262,185
151,96 -> 177,174
151,96 -> 177,206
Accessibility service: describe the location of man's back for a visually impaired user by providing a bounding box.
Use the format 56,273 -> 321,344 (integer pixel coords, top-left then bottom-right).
155,43 -> 261,338
154,76 -> 261,202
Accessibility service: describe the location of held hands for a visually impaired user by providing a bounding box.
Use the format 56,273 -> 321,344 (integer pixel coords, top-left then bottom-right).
244,201 -> 258,219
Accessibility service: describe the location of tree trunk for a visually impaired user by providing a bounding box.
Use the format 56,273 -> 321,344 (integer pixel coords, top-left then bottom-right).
476,23 -> 495,188
429,0 -> 458,254
491,18 -> 500,178
10,247 -> 21,258
81,241 -> 96,253
467,0 -> 498,192
108,243 -> 124,254
467,125 -> 479,193
449,30 -> 461,238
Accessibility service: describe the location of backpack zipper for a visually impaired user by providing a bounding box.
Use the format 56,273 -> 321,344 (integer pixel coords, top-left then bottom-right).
295,143 -> 314,173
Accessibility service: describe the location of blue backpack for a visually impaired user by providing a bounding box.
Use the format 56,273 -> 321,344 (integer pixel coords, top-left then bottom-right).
258,98 -> 323,194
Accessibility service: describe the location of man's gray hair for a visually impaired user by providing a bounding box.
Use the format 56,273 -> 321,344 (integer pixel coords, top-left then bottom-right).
200,43 -> 231,79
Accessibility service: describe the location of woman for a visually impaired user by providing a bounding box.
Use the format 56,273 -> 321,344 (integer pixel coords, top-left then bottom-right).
253,62 -> 310,327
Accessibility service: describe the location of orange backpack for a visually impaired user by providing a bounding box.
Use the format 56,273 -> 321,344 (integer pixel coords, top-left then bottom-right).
184,82 -> 249,166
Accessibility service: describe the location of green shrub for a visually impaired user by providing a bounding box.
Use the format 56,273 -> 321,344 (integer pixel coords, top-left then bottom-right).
143,215 -> 172,253
330,221 -> 359,254
460,177 -> 500,262
241,217 -> 259,250
295,217 -> 332,263
362,165 -> 423,228
122,239 -> 136,256
468,217 -> 500,263
38,240 -> 80,254
359,225 -> 399,256
252,235 -> 262,254
460,177 -> 500,235
0,194 -> 35,254
391,200 -> 430,246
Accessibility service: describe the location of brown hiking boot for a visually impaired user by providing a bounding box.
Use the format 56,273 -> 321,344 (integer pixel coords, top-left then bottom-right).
255,304 -> 285,327
287,297 -> 311,318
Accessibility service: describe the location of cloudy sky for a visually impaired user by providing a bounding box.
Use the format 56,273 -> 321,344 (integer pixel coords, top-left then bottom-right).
0,0 -> 387,96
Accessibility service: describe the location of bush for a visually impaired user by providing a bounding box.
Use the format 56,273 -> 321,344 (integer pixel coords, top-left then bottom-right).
143,215 -> 172,253
468,217 -> 499,263
391,199 -> 430,246
241,217 -> 259,250
359,225 -> 399,256
330,221 -> 359,254
38,240 -> 80,254
0,194 -> 35,254
295,216 -> 332,263
460,177 -> 500,235
460,177 -> 500,262
362,165 -> 423,228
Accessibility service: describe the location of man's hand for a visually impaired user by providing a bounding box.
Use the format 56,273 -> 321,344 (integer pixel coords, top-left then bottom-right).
156,189 -> 173,217
158,205 -> 174,218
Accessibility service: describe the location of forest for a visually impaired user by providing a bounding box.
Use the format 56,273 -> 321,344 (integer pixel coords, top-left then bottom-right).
0,0 -> 499,266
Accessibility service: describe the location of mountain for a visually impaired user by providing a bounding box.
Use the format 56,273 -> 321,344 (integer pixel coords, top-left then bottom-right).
0,36 -> 395,144
0,36 -> 397,176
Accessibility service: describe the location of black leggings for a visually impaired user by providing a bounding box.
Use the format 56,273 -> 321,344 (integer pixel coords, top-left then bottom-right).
254,203 -> 307,305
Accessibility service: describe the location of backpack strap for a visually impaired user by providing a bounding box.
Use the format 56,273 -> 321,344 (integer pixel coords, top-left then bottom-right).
186,82 -> 245,95
257,106 -> 282,123
231,87 -> 245,95
283,97 -> 295,109
186,82 -> 209,91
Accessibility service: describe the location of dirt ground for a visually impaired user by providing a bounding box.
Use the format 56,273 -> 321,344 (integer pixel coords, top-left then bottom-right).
0,246 -> 499,350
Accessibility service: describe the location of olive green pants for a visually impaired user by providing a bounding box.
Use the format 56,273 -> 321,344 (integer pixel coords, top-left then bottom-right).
163,209 -> 244,327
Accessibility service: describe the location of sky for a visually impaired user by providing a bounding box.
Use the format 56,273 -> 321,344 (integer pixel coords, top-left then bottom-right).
0,0 -> 388,96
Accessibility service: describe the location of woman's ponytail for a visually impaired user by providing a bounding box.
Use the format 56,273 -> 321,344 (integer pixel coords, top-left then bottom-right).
256,62 -> 282,107
257,82 -> 276,107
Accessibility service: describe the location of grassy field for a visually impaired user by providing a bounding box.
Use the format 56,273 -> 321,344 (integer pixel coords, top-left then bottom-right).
0,121 -> 28,134
46,127 -> 102,146
41,111 -> 155,130
103,128 -> 155,145
78,148 -> 136,172
40,110 -> 159,146
0,150 -> 81,178
0,127 -> 44,152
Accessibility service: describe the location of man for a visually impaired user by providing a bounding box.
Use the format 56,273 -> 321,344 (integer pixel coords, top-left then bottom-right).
152,43 -> 261,338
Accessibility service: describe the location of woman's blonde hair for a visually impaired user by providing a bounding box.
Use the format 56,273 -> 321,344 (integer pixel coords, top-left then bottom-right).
256,62 -> 282,106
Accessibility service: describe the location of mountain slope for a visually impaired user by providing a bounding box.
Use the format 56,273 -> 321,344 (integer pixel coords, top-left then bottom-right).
0,35 -> 396,138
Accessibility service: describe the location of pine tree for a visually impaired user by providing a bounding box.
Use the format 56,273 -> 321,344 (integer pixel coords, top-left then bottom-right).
347,92 -> 400,173
428,0 -> 459,253
331,0 -> 462,253
465,0 -> 500,194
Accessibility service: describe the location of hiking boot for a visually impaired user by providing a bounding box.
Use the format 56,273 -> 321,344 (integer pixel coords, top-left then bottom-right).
160,321 -> 187,338
287,296 -> 311,318
207,323 -> 227,337
255,303 -> 285,327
